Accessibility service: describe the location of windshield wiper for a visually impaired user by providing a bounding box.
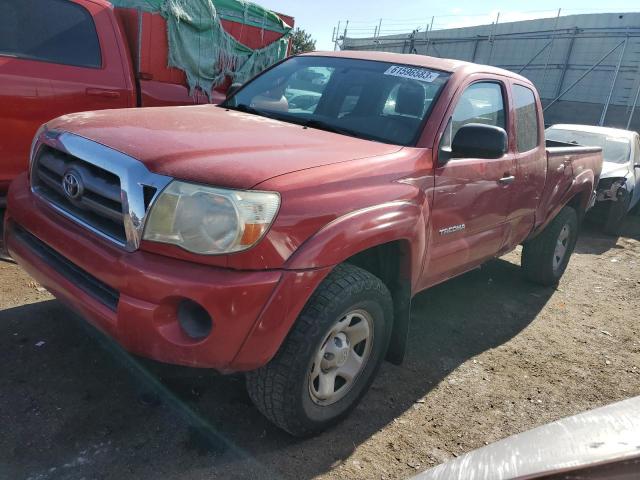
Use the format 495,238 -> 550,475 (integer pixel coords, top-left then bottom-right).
225,106 -> 373,142
300,119 -> 367,140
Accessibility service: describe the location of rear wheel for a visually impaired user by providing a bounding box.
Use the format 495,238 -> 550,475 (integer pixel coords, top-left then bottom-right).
522,206 -> 578,286
603,193 -> 631,236
246,263 -> 393,437
0,208 -> 11,261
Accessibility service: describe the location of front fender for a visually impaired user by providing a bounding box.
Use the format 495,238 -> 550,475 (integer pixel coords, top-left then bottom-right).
232,200 -> 428,369
285,200 -> 427,283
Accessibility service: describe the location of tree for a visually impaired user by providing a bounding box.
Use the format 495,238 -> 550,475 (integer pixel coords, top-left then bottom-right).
290,27 -> 316,54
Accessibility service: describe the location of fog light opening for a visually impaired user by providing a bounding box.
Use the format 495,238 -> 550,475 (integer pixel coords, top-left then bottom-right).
177,300 -> 213,340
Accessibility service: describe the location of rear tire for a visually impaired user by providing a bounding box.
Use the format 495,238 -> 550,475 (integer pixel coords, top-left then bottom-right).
522,206 -> 578,286
0,208 -> 11,261
246,263 -> 393,437
603,193 -> 630,236
629,192 -> 640,216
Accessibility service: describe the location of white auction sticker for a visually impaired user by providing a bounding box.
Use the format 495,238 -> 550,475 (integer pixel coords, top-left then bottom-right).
384,65 -> 440,82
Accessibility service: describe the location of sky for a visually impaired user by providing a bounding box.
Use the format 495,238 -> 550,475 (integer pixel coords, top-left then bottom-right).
258,0 -> 640,50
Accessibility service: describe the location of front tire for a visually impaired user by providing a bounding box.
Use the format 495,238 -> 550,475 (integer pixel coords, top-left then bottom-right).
522,206 -> 578,286
246,263 -> 393,437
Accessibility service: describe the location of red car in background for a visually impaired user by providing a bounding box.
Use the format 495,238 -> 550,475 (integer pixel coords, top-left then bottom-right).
0,0 -> 293,209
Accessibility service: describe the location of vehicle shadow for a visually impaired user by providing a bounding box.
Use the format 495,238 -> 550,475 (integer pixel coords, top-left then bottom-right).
0,209 -> 11,262
0,256 -> 555,479
575,214 -> 640,255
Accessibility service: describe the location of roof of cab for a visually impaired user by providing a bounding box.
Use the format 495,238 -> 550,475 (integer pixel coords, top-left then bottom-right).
548,124 -> 638,139
301,50 -> 532,83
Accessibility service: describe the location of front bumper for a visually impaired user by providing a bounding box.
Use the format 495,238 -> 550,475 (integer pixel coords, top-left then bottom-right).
5,174 -> 331,371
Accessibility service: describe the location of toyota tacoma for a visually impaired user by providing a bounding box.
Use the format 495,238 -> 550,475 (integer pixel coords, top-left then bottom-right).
5,51 -> 603,436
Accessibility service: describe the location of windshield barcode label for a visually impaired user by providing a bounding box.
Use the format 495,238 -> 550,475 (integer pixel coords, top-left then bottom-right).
384,66 -> 440,82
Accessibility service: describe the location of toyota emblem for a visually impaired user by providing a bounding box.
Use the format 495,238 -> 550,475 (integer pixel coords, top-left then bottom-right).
62,170 -> 84,200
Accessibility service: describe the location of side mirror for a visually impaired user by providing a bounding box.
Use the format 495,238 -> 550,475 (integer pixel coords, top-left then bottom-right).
451,123 -> 508,159
226,82 -> 243,99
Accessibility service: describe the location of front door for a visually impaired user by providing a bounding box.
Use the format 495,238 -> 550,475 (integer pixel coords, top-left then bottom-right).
0,0 -> 132,193
424,79 -> 516,287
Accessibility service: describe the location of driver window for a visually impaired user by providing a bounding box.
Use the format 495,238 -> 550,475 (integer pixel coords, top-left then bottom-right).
440,82 -> 506,152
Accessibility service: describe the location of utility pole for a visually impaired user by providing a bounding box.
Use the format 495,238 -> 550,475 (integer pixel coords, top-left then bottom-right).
425,16 -> 434,55
599,36 -> 628,126
341,20 -> 349,50
541,9 -> 562,100
334,21 -> 341,51
627,77 -> 640,130
488,12 -> 500,65
376,18 -> 382,38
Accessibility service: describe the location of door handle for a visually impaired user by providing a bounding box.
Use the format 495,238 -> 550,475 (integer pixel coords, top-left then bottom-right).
86,88 -> 121,99
498,175 -> 516,185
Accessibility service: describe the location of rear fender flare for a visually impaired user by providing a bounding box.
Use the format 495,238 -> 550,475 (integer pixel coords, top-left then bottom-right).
531,170 -> 595,238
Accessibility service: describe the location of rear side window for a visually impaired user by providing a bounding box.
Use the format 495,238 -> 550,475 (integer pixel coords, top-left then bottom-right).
513,85 -> 539,152
440,81 -> 506,151
0,0 -> 101,68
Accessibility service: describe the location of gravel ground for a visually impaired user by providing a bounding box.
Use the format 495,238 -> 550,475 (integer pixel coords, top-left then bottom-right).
1,215 -> 639,480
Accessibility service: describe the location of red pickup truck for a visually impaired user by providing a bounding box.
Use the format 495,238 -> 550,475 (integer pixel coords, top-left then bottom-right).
0,0 -> 293,206
4,51 -> 602,436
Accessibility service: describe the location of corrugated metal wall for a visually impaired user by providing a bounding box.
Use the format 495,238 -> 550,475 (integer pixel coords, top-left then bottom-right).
342,13 -> 640,131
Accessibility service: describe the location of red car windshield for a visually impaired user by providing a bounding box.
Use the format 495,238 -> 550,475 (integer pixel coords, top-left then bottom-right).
223,56 -> 450,146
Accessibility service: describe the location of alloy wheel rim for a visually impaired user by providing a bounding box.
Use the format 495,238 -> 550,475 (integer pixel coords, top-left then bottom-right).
308,309 -> 374,406
553,224 -> 571,273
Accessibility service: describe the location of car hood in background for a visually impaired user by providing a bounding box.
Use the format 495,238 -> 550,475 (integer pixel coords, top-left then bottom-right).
47,105 -> 402,190
412,395 -> 640,480
600,161 -> 630,179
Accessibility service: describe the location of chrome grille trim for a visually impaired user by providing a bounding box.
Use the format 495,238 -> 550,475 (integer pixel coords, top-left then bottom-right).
30,129 -> 172,251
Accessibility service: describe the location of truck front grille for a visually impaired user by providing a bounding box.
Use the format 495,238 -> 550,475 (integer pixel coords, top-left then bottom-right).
32,145 -> 127,244
29,130 -> 172,251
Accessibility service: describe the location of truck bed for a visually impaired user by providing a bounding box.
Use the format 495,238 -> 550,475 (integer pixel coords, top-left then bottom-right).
114,8 -> 294,105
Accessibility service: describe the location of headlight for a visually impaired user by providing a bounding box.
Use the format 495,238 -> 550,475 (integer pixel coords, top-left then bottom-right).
143,181 -> 280,254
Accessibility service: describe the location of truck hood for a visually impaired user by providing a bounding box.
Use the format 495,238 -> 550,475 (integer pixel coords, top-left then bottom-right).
48,105 -> 402,189
600,161 -> 630,179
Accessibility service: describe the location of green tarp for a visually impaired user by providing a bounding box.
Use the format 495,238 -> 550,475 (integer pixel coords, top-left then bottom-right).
111,0 -> 292,96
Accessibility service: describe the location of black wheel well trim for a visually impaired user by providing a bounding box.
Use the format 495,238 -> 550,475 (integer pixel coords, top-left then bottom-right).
343,240 -> 413,365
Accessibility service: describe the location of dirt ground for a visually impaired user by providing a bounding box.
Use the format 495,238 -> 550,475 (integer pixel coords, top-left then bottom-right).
1,215 -> 639,480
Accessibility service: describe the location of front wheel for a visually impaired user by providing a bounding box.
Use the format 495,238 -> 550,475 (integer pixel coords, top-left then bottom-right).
246,263 -> 393,437
522,206 -> 578,286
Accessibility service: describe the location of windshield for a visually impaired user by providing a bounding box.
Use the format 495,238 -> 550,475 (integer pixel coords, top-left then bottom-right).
545,128 -> 631,164
222,56 -> 450,145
